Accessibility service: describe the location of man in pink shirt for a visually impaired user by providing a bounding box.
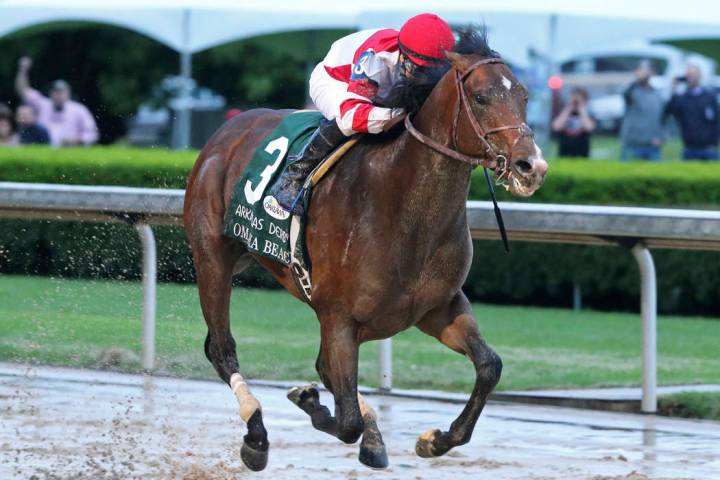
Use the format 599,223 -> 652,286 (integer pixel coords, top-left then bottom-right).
15,57 -> 99,146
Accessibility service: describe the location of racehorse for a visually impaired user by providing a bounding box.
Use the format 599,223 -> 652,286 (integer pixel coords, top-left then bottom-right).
184,30 -> 548,471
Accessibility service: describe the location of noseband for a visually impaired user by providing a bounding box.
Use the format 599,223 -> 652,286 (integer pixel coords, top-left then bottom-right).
404,57 -> 533,180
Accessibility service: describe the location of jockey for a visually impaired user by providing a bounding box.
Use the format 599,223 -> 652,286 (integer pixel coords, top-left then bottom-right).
270,13 -> 456,214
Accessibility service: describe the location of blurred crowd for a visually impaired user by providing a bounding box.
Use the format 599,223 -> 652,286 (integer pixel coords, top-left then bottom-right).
553,60 -> 719,161
0,57 -> 98,148
2,54 -> 719,161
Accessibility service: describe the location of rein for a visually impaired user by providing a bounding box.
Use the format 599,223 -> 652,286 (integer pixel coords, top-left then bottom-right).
404,57 -> 532,253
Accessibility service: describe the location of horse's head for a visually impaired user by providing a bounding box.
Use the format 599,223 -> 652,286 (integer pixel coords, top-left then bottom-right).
442,49 -> 547,197
394,25 -> 546,197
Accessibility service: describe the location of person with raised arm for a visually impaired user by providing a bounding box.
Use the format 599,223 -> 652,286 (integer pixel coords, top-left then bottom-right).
15,56 -> 99,147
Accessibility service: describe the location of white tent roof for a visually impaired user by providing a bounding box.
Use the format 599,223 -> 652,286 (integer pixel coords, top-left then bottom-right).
1,0 -> 719,65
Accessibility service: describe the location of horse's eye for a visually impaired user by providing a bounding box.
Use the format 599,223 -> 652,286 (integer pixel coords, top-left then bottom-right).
474,94 -> 488,105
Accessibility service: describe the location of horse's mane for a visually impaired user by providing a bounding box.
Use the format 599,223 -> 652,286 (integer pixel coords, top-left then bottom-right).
453,24 -> 499,59
400,24 -> 498,114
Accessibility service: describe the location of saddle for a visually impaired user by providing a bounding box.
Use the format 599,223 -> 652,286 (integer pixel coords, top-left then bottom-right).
222,111 -> 359,302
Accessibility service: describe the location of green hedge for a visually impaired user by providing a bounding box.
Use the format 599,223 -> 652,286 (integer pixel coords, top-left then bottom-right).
0,146 -> 195,188
477,160 -> 720,315
2,147 -> 720,314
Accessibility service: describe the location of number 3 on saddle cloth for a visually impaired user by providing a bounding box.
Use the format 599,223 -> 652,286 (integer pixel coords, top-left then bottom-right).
223,110 -> 359,302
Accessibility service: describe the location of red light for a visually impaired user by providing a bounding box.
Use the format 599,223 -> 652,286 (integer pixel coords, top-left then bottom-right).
548,75 -> 563,90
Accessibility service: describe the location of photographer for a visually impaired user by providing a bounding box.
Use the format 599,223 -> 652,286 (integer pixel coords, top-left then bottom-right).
552,87 -> 595,158
665,64 -> 719,161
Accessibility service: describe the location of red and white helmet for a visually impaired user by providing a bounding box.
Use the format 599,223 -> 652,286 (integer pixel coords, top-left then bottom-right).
398,13 -> 455,67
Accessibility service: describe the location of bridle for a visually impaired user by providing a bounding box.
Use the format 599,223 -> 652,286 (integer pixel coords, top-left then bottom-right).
404,57 -> 533,183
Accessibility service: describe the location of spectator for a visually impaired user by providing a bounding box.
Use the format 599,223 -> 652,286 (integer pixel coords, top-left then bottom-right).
15,56 -> 99,146
552,87 -> 595,157
620,61 -> 665,161
0,105 -> 19,147
16,104 -> 50,145
665,64 -> 719,160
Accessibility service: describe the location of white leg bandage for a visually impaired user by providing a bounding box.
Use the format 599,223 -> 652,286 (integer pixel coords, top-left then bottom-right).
357,393 -> 377,422
230,373 -> 261,423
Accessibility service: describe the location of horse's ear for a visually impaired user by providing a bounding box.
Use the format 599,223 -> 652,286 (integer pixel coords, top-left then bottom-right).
445,51 -> 471,72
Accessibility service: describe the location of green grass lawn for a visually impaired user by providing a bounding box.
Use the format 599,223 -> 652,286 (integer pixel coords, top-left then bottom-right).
1,275 -> 719,393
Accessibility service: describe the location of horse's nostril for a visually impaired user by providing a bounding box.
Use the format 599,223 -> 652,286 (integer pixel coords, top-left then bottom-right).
513,159 -> 533,175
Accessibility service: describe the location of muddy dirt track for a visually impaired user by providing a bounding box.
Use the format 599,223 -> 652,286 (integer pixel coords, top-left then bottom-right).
1,363 -> 718,479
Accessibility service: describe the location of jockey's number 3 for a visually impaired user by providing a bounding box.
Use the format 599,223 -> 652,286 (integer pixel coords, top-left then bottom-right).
244,136 -> 289,205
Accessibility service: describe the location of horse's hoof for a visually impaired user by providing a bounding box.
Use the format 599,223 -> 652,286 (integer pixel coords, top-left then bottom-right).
415,429 -> 443,458
359,443 -> 389,469
240,441 -> 269,472
287,384 -> 319,407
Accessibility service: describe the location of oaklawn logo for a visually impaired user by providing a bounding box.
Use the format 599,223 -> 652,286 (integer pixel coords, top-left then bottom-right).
263,195 -> 291,220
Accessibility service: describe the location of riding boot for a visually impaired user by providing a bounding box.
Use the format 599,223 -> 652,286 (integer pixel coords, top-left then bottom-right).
269,119 -> 346,215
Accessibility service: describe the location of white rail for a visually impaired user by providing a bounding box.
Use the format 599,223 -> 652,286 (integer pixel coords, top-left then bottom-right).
3,182 -> 720,413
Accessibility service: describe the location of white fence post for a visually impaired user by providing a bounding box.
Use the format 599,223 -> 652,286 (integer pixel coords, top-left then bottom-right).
136,224 -> 157,372
378,338 -> 392,391
632,243 -> 657,413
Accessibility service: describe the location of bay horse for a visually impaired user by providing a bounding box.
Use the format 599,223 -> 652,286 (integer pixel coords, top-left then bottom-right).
184,30 -> 547,471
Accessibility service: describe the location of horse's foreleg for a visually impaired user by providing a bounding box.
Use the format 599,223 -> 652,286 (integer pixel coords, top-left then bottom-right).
287,320 -> 364,445
414,292 -> 502,458
194,242 -> 269,471
357,392 -> 389,468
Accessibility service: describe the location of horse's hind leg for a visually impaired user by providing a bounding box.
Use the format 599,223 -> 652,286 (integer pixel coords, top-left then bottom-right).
414,291 -> 502,458
193,238 -> 269,471
287,377 -> 388,468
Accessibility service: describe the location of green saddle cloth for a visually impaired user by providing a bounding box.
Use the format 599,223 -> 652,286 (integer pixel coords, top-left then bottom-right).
223,110 -> 323,271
